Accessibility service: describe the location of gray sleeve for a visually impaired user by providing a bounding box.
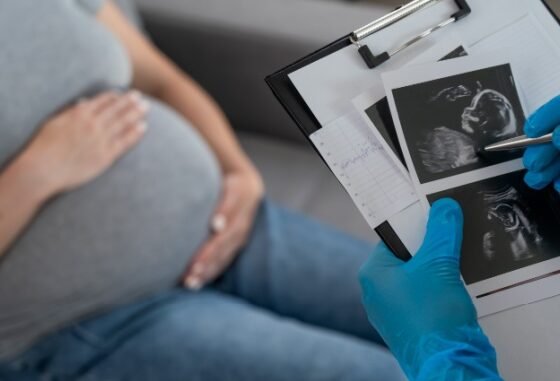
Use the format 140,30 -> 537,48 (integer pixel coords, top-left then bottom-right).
76,0 -> 105,13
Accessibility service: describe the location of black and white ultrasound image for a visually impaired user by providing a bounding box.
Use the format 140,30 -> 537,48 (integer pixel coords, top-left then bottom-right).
428,171 -> 560,285
365,46 -> 468,167
392,64 -> 526,184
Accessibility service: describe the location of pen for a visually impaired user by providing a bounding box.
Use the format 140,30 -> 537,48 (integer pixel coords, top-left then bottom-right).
484,133 -> 553,152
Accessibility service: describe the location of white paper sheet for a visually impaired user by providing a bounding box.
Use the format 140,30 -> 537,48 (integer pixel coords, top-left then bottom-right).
382,54 -> 560,316
471,13 -> 560,113
289,0 -> 527,127
382,54 -> 526,201
287,0 -> 560,317
310,112 -> 418,229
353,37 -> 470,176
346,39 -> 473,254
288,0 -> 536,254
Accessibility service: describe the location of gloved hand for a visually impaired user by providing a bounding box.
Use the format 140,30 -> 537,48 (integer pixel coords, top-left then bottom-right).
359,199 -> 502,381
524,95 -> 560,192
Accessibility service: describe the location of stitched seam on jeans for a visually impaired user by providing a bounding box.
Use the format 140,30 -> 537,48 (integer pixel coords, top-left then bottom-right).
70,325 -> 105,349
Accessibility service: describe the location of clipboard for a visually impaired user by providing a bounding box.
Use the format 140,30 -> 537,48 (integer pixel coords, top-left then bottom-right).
265,0 -> 560,262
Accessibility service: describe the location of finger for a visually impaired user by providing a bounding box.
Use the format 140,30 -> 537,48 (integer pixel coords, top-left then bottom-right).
211,214 -> 227,234
110,122 -> 147,157
524,157 -> 560,190
184,231 -> 234,289
523,144 -> 558,172
109,103 -> 149,139
525,95 -> 560,137
200,244 -> 236,285
358,244 -> 403,306
554,126 -> 560,149
411,198 -> 464,265
211,181 -> 241,232
185,207 -> 250,289
217,179 -> 240,216
361,243 -> 404,272
224,208 -> 254,253
184,188 -> 240,290
183,238 -> 219,290
85,91 -> 121,114
98,91 -> 146,124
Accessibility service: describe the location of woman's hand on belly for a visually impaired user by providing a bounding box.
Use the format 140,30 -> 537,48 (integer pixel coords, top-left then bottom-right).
25,91 -> 149,195
183,166 -> 264,290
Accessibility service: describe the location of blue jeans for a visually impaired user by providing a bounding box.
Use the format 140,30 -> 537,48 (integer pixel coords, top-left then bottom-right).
0,201 -> 405,381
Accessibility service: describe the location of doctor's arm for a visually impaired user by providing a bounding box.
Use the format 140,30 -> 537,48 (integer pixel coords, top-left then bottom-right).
359,199 -> 503,381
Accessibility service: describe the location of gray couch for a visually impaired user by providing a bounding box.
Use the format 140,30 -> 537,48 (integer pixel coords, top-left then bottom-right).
125,0 -> 397,242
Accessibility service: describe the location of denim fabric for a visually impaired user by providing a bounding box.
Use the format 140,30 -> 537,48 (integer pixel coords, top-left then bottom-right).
0,201 -> 405,381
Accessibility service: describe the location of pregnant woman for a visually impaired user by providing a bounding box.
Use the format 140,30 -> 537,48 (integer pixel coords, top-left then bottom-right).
0,1 -> 404,380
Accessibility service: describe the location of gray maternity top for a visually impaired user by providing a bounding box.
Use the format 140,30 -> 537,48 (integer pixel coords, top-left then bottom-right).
0,0 -> 221,359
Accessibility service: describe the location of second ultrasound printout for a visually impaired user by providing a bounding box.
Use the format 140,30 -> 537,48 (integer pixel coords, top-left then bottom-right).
383,54 -> 560,316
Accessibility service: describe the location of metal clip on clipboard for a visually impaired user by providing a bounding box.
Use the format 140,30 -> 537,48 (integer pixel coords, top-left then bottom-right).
351,0 -> 471,68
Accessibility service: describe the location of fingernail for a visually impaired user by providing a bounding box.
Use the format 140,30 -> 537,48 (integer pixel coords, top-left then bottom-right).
137,122 -> 148,132
130,90 -> 142,101
212,214 -> 227,233
523,152 -> 536,171
185,277 -> 203,291
139,100 -> 150,112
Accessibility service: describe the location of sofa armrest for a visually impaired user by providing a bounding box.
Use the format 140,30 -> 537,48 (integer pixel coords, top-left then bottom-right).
134,0 -> 391,143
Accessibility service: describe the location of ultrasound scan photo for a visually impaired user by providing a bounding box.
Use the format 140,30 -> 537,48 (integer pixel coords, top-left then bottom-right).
392,64 -> 526,184
482,185 -> 543,263
428,171 -> 560,285
364,46 -> 469,165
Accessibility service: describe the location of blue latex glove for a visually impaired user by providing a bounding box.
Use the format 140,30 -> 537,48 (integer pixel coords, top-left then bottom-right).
524,95 -> 560,192
359,199 -> 502,381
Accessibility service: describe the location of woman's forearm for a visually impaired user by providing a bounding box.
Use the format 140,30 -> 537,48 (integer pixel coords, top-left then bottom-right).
0,91 -> 149,258
98,3 -> 253,173
0,150 -> 53,256
97,2 -> 255,174
156,71 -> 254,173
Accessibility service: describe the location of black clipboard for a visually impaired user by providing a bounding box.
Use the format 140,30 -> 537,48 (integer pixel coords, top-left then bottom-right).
266,0 -> 560,261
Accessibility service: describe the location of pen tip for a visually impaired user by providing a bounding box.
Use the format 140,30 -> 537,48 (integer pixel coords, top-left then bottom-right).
481,144 -> 498,153
477,145 -> 497,158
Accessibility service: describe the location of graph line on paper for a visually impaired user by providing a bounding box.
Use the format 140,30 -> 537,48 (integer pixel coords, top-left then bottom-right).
310,111 -> 418,229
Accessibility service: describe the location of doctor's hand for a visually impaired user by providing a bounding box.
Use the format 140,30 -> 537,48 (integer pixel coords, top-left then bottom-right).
183,165 -> 264,290
524,95 -> 560,192
359,199 -> 501,381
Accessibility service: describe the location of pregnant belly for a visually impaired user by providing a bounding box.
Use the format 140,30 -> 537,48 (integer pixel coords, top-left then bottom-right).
0,99 -> 221,350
